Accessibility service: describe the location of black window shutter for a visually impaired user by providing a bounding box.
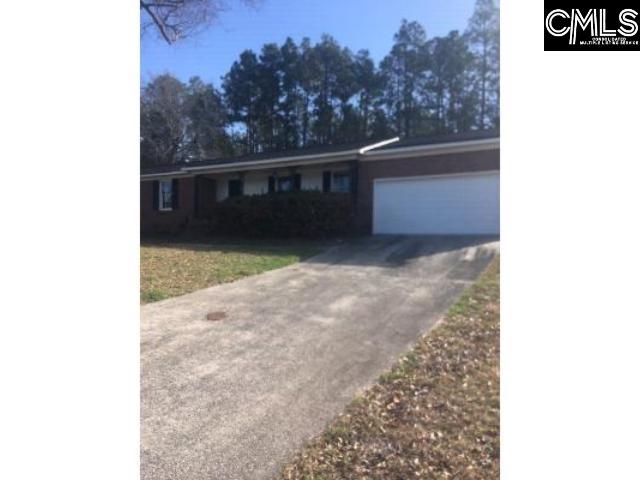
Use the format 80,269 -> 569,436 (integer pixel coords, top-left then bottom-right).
228,179 -> 243,197
349,161 -> 358,194
322,171 -> 331,193
152,181 -> 159,211
194,176 -> 200,218
172,178 -> 179,209
294,174 -> 301,191
268,175 -> 275,193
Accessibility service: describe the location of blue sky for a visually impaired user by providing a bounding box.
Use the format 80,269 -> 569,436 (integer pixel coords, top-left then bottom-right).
141,0 -> 476,88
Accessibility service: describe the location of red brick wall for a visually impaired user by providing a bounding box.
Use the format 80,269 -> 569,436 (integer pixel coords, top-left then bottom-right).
356,149 -> 500,233
140,177 -> 195,234
140,149 -> 499,235
195,176 -> 218,218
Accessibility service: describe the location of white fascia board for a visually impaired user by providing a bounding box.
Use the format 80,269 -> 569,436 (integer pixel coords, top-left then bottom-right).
359,138 -> 500,161
181,150 -> 361,174
190,154 -> 359,175
140,172 -> 192,182
139,137 -> 398,179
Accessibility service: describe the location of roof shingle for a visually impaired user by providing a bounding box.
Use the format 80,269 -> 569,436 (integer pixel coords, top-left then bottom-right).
140,130 -> 499,176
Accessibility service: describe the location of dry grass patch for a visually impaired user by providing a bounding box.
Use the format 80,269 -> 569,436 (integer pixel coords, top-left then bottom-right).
141,242 -> 323,303
280,257 -> 500,480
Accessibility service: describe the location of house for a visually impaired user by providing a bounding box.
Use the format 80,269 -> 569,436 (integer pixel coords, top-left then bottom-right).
140,130 -> 499,235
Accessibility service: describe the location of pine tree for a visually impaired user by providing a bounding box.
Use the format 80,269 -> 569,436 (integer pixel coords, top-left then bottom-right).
354,50 -> 383,138
380,20 -> 429,137
425,31 -> 475,133
279,37 -> 302,150
222,50 -> 261,153
465,0 -> 500,130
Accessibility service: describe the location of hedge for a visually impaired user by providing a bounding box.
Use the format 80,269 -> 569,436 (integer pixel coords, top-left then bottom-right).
209,191 -> 356,238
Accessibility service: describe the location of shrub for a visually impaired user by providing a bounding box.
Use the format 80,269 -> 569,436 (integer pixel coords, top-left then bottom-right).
210,191 -> 356,238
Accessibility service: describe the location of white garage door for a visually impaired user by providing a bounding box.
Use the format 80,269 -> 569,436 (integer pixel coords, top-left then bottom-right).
373,171 -> 499,235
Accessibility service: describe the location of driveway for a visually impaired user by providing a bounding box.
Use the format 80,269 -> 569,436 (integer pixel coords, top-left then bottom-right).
141,235 -> 499,480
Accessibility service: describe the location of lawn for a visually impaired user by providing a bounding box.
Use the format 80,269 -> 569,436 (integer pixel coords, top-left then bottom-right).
140,241 -> 324,303
280,257 -> 500,480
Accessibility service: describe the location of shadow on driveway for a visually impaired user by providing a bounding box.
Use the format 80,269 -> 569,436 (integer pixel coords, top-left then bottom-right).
140,235 -> 499,480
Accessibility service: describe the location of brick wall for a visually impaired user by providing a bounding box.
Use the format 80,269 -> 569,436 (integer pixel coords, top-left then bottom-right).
140,149 -> 499,236
356,149 -> 500,233
140,177 -> 195,234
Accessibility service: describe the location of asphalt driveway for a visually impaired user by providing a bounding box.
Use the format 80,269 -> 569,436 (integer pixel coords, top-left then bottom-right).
141,235 -> 499,480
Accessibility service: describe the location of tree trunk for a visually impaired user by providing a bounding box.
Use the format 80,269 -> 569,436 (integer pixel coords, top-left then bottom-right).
480,38 -> 487,130
363,93 -> 369,138
302,95 -> 309,146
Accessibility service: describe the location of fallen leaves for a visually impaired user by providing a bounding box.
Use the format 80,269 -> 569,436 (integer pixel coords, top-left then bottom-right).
279,257 -> 500,480
140,242 -> 321,303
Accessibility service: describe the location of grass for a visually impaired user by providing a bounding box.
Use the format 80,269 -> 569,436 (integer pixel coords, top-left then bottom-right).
279,257 -> 500,480
140,240 -> 325,303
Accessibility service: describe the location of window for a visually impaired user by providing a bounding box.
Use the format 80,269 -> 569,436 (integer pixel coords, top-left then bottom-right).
277,176 -> 294,192
159,180 -> 173,210
332,172 -> 351,193
228,179 -> 243,197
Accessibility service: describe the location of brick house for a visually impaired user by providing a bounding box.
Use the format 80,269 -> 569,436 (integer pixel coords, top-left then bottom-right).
140,130 -> 499,235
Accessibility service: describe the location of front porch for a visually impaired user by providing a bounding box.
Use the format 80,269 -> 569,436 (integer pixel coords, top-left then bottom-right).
140,137 -> 407,234
192,160 -> 358,219
140,159 -> 359,234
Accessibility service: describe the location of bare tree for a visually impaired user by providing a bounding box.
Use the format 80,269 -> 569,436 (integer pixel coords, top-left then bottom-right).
140,0 -> 260,44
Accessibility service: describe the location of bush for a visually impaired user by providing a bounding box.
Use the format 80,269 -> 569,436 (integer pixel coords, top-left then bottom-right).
210,191 -> 356,238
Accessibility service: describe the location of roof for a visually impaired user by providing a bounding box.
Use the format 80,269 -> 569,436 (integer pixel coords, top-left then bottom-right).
141,137 -> 394,176
140,130 -> 499,178
374,129 -> 499,150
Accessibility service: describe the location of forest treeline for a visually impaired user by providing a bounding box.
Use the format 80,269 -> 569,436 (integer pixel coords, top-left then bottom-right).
141,0 -> 499,167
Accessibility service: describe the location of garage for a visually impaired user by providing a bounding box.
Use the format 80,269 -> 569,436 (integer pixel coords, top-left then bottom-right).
372,171 -> 499,235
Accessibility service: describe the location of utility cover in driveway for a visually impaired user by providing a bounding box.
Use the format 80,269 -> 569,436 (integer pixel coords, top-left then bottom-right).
140,236 -> 499,480
373,172 -> 500,235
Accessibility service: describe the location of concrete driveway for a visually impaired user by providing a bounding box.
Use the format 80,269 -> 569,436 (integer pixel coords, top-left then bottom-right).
141,235 -> 499,480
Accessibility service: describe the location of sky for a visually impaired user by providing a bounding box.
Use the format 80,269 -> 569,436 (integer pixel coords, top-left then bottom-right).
141,0 -> 477,88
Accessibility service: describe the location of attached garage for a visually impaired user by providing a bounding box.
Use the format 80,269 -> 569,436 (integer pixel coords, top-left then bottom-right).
141,130 -> 500,236
372,171 -> 499,235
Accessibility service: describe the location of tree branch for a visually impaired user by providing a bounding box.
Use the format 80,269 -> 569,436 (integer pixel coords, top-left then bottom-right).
140,0 -> 174,44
